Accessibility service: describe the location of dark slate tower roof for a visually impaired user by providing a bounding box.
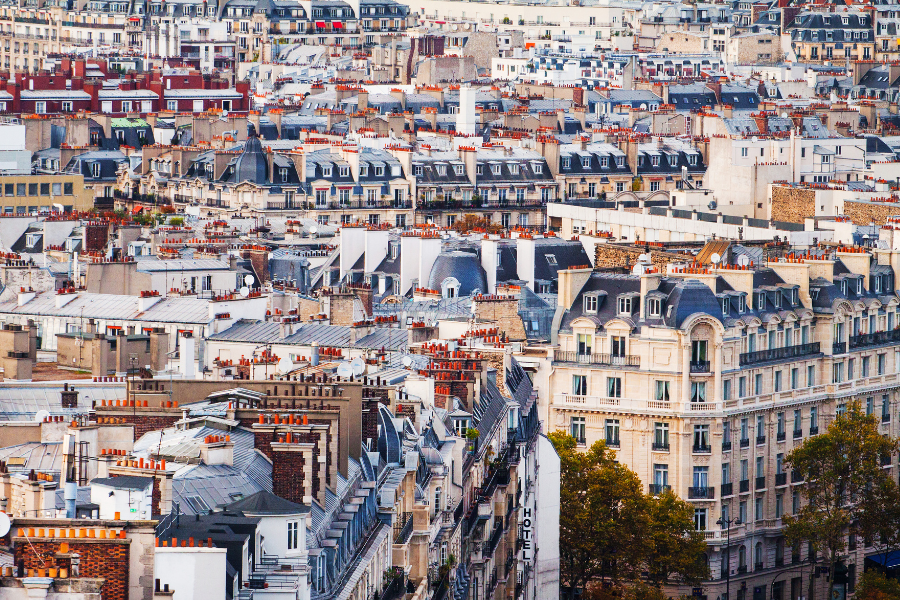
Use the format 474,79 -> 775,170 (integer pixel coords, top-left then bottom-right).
233,136 -> 269,184
427,251 -> 488,296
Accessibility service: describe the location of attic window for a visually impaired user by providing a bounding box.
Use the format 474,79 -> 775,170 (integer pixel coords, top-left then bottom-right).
648,297 -> 661,317
841,279 -> 848,296
616,156 -> 625,167
688,155 -> 698,166
668,155 -> 677,167
562,157 -> 571,169
617,296 -> 632,315
857,279 -> 863,295
532,162 -> 543,174
756,292 -> 766,311
546,254 -> 557,265
811,288 -> 820,301
340,166 -> 350,177
183,495 -> 210,513
509,164 -> 519,175
721,297 -> 729,316
280,167 -> 288,183
581,156 -> 590,168
791,288 -> 797,304
584,295 -> 598,313
454,164 -> 464,176
773,293 -> 780,309
738,295 -> 746,313
90,163 -> 100,178
360,164 -> 369,176
875,276 -> 883,294
491,164 -> 501,175
323,166 -> 332,177
414,165 -> 422,176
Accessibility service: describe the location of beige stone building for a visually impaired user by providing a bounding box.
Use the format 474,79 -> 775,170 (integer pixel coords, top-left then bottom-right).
546,236 -> 900,599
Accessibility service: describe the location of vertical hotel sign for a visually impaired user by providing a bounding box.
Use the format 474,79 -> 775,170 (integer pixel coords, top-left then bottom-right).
520,443 -> 534,561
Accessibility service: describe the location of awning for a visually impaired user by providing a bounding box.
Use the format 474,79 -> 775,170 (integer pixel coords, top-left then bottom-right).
316,21 -> 325,27
332,21 -> 342,28
129,17 -> 140,21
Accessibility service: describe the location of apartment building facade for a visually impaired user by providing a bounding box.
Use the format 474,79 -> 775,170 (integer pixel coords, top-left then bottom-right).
547,243 -> 900,599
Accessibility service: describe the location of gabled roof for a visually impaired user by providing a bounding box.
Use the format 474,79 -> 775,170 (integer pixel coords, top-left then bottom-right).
225,490 -> 309,515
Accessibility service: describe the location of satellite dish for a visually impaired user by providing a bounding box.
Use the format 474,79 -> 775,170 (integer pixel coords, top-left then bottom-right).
351,358 -> 366,376
240,286 -> 250,297
34,410 -> 50,423
710,252 -> 721,265
244,274 -> 255,286
781,112 -> 788,118
737,255 -> 751,267
277,356 -> 292,374
402,356 -> 412,367
751,136 -> 758,143
310,226 -> 318,235
638,253 -> 651,262
708,200 -> 717,210
0,513 -> 10,537
337,362 -> 353,378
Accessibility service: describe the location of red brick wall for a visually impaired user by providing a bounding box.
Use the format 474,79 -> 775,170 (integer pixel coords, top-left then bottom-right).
272,448 -> 307,505
15,540 -> 130,600
97,414 -> 180,441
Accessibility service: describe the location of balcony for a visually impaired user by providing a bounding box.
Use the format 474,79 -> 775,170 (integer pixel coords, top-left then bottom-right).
739,342 -> 821,366
552,350 -> 640,368
693,444 -> 711,454
754,562 -> 764,572
721,482 -> 733,497
649,484 -> 671,495
690,360 -> 711,373
722,441 -> 732,452
314,199 -> 413,210
791,471 -> 804,483
740,438 -> 750,449
884,414 -> 892,423
737,565 -> 748,574
775,473 -> 788,486
739,479 -> 750,493
688,486 -> 715,499
651,442 -> 669,451
756,435 -> 766,445
793,429 -> 803,439
832,341 -> 847,355
777,431 -> 786,442
756,476 -> 766,490
849,329 -> 900,350
810,426 -> 819,435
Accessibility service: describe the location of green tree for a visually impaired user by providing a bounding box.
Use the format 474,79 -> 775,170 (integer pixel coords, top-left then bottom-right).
784,402 -> 899,599
644,489 -> 709,586
550,432 -> 708,599
855,571 -> 900,600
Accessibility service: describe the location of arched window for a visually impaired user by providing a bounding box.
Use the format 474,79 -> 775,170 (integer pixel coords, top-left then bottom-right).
775,538 -> 785,564
755,542 -> 764,570
738,545 -> 747,570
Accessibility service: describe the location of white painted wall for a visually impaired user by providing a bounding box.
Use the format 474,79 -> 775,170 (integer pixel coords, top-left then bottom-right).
91,481 -> 153,520
155,547 -> 228,600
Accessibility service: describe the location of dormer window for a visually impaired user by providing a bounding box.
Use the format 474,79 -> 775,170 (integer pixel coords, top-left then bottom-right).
581,156 -> 590,168
648,297 -> 661,317
651,155 -> 660,167
375,166 -> 384,176
509,164 -> 519,175
668,155 -> 677,167
491,164 -> 501,175
721,297 -> 729,315
414,165 -> 422,176
532,162 -> 543,174
476,165 -> 483,176
323,165 -> 332,177
390,243 -> 398,259
436,165 -> 446,176
454,164 -> 464,176
562,157 -> 570,169
857,278 -> 863,295
738,295 -> 746,313
617,296 -> 632,315
875,276 -> 883,294
688,154 -> 698,166
361,164 -> 369,176
756,292 -> 766,311
841,279 -> 848,296
90,162 -> 100,178
280,167 -> 288,183
773,293 -> 780,309
600,156 -> 608,168
584,294 -> 598,313
339,166 -> 349,177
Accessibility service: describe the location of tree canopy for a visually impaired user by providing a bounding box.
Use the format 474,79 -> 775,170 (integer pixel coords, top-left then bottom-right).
550,431 -> 708,600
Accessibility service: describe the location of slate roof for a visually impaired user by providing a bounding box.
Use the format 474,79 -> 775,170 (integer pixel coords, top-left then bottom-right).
225,490 -> 309,515
92,476 -> 153,490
